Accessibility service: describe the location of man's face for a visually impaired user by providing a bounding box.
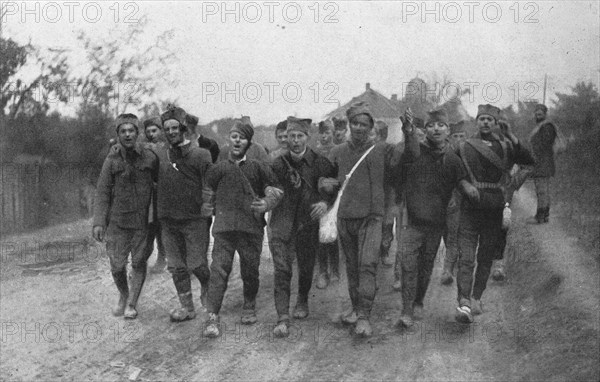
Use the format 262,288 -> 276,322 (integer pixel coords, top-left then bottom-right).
425,121 -> 449,145
534,109 -> 546,123
117,123 -> 138,149
288,130 -> 308,155
334,127 -> 347,142
229,131 -> 249,158
145,125 -> 162,143
275,129 -> 288,149
164,119 -> 184,146
349,114 -> 372,145
477,115 -> 496,134
450,132 -> 467,145
319,129 -> 333,145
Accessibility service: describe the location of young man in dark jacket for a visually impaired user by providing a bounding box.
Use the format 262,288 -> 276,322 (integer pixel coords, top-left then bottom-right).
269,116 -> 336,337
93,114 -> 159,319
202,118 -> 283,338
454,104 -> 535,323
156,105 -> 213,322
397,109 -> 470,327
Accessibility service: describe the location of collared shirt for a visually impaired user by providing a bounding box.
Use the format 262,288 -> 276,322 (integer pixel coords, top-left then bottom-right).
93,143 -> 158,229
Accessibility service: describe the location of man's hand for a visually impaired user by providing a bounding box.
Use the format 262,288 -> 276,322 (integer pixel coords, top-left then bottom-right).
400,108 -> 415,133
310,201 -> 328,220
461,181 -> 480,203
92,226 -> 105,242
250,198 -> 269,214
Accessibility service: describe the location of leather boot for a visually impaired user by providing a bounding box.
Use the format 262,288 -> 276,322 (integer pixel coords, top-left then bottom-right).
124,267 -> 147,319
111,270 -> 129,316
170,272 -> 196,322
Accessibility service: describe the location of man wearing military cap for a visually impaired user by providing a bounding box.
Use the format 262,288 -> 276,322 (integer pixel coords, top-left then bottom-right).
396,109 -> 470,327
323,102 -> 418,336
218,116 -> 271,163
185,114 -> 220,164
269,119 -> 289,160
93,113 -> 159,319
268,116 -> 336,337
202,117 -> 283,338
453,104 -> 534,323
332,117 -> 348,145
527,103 -> 559,224
156,105 -> 213,322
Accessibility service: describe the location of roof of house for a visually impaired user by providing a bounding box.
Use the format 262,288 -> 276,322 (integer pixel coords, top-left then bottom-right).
324,83 -> 400,120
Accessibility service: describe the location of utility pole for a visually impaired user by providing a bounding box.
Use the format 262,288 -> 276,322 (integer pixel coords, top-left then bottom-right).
542,74 -> 548,104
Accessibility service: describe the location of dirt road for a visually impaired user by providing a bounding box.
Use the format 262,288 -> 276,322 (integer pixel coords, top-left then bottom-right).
1,186 -> 598,381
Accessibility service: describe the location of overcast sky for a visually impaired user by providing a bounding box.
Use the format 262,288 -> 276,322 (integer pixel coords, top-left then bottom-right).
3,1 -> 599,124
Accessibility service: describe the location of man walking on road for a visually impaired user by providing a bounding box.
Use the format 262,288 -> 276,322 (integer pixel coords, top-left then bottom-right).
323,102 -> 418,337
397,110 -> 470,328
269,116 -> 336,337
202,118 -> 283,338
156,105 -> 213,322
93,114 -> 159,319
454,104 -> 535,324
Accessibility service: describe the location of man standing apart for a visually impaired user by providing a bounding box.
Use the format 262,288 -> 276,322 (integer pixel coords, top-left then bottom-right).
93,114 -> 158,319
324,102 -> 418,336
269,116 -> 336,337
202,118 -> 283,338
397,110 -> 469,327
454,104 -> 534,323
528,103 -> 558,224
157,105 -> 213,322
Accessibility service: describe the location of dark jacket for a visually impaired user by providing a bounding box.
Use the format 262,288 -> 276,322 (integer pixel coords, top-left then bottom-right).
197,135 -> 220,164
269,148 -> 336,241
93,143 -> 158,229
457,133 -> 535,210
206,156 -> 282,235
156,142 -> 212,220
529,121 -> 557,177
404,140 -> 467,227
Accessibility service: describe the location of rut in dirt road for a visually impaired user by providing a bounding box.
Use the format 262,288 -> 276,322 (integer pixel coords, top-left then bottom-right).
1,187 -> 598,381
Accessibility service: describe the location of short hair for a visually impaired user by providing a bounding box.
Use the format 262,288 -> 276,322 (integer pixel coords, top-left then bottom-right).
374,120 -> 389,140
275,120 -> 287,134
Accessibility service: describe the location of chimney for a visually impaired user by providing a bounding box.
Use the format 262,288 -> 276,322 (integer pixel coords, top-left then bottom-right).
366,82 -> 371,91
391,94 -> 398,102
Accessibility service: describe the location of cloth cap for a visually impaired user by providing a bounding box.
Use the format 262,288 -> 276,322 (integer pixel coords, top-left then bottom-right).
426,109 -> 449,126
318,120 -> 334,133
230,118 -> 254,141
185,114 -> 199,128
534,103 -> 548,113
476,104 -> 500,121
332,117 -> 348,131
275,120 -> 287,133
450,120 -> 465,134
161,104 -> 188,130
115,113 -> 139,132
143,116 -> 162,130
346,102 -> 374,125
286,116 -> 312,135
